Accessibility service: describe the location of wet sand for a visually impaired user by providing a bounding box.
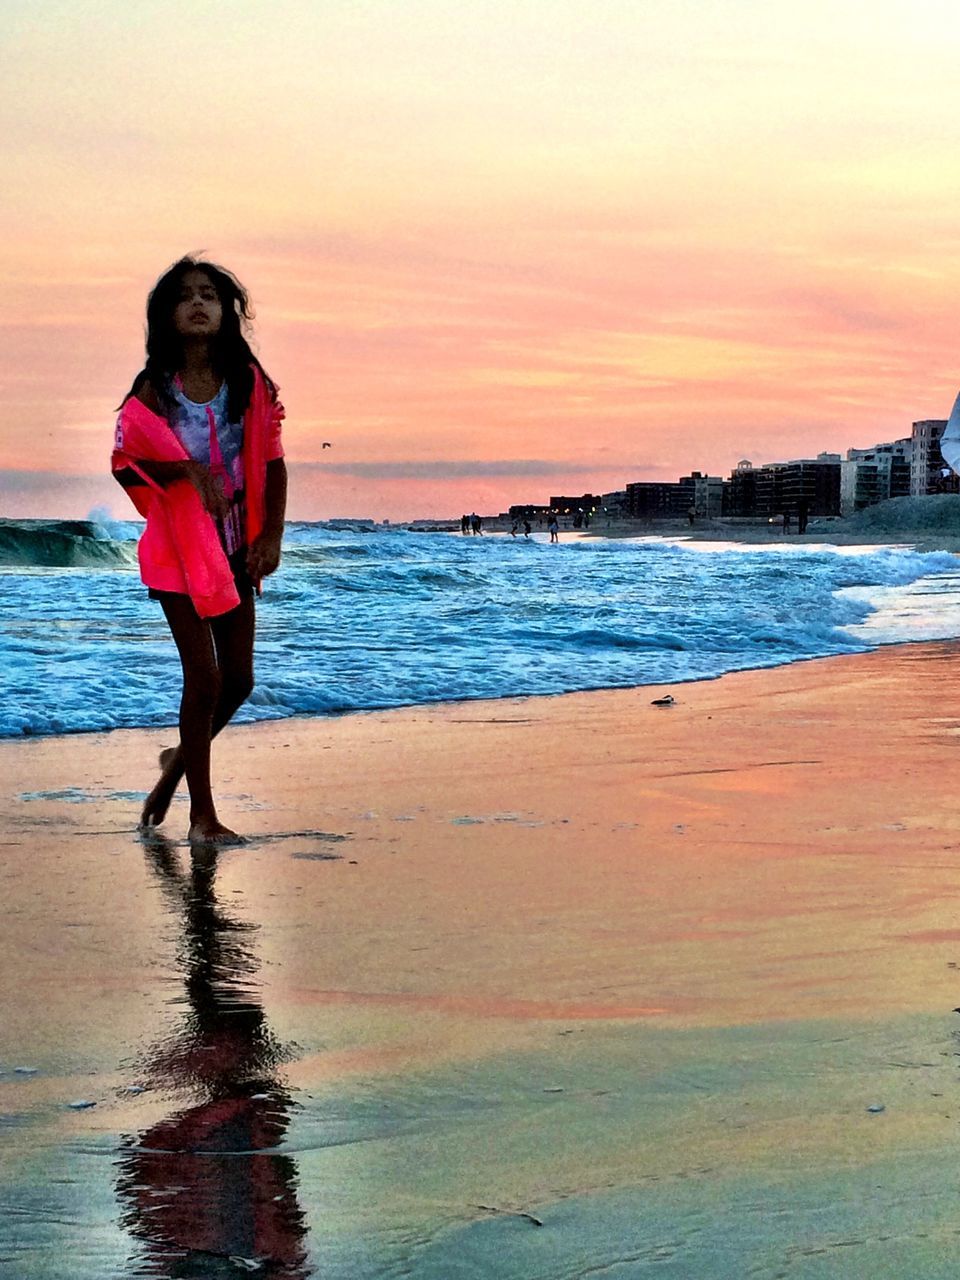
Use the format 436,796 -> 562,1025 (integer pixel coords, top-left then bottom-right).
4,642 -> 960,1276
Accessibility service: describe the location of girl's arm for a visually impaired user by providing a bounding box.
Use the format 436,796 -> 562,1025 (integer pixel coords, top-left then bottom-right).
113,459 -> 231,520
120,458 -> 196,486
113,456 -> 199,491
113,378 -> 229,517
247,459 -> 287,579
262,458 -> 288,539
114,381 -> 185,488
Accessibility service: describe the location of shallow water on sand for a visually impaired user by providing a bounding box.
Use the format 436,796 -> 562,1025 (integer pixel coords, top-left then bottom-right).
4,784 -> 960,1273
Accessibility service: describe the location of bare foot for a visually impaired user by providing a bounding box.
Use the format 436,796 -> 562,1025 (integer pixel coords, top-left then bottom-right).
137,826 -> 177,855
139,747 -> 181,829
188,817 -> 247,847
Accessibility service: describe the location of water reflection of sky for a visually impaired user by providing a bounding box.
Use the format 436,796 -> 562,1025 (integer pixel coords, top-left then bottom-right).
117,839 -> 310,1278
630,536 -> 920,555
839,572 -> 960,643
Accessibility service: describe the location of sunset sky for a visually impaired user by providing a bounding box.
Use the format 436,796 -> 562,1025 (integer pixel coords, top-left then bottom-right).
2,0 -> 960,521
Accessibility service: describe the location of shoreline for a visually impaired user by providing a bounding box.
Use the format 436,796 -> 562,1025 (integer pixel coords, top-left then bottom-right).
460,521 -> 960,552
579,517 -> 960,552
1,626 -> 956,745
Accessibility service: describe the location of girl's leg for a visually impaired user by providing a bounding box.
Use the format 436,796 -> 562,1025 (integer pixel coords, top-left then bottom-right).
140,594 -> 255,841
209,593 -> 256,720
159,594 -> 223,836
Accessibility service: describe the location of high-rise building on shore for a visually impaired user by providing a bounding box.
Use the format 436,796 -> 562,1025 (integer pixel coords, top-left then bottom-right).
910,419 -> 956,496
624,478 -> 693,519
548,492 -> 602,514
750,454 -> 842,518
600,490 -> 628,516
692,472 -> 724,517
625,472 -> 722,518
840,441 -> 912,515
624,458 -> 842,520
723,460 -> 756,516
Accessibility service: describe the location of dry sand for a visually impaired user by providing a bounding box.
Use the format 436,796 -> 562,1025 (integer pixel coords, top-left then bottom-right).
5,642 -> 960,1276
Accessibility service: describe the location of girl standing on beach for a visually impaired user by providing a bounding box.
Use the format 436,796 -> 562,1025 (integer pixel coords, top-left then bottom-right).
112,257 -> 287,845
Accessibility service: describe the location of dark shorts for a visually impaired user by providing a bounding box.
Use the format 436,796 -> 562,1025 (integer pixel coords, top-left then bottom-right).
148,548 -> 254,607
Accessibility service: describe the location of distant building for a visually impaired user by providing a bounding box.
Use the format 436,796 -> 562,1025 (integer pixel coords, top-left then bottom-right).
840,440 -> 912,515
723,459 -> 757,517
502,416 -> 955,528
548,493 -> 602,515
623,472 -> 723,519
753,454 -> 841,518
600,490 -> 628,516
625,478 -> 694,519
508,502 -> 554,521
686,471 -> 724,517
910,419 -> 957,495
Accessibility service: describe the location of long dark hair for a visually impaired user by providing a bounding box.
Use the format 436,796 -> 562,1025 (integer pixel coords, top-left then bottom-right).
121,256 -> 275,421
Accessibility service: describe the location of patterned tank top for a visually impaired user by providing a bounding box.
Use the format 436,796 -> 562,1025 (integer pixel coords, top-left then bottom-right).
169,380 -> 246,555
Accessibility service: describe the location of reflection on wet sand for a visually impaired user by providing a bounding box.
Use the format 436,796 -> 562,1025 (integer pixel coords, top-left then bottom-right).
116,839 -> 310,1278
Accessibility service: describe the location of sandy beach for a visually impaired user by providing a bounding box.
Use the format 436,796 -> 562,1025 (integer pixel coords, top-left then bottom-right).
5,641 -> 960,1276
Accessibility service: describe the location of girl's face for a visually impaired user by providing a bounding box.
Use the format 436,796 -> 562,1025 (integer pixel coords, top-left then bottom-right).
173,270 -> 223,339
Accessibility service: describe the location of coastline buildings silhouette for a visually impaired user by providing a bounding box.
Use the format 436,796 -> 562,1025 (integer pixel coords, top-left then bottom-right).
503,417 -> 955,526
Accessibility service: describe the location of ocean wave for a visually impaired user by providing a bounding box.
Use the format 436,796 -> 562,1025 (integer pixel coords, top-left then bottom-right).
518,627 -> 689,652
0,520 -> 138,569
1,526 -> 959,736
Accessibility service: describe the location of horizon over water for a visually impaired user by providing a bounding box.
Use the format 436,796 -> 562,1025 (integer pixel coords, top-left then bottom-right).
1,517 -> 960,737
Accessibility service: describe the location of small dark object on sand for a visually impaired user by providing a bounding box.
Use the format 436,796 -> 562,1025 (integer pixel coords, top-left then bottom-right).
476,1204 -> 544,1228
651,694 -> 676,706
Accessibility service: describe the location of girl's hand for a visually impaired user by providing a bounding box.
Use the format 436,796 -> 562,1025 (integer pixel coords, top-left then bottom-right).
246,531 -> 282,580
187,463 -> 229,521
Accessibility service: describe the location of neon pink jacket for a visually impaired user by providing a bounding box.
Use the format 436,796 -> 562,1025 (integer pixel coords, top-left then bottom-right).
111,367 -> 285,617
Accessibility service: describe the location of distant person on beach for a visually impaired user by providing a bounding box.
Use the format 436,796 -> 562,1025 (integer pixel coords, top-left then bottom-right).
548,515 -> 560,543
783,510 -> 791,534
797,500 -> 809,534
687,505 -> 696,526
470,512 -> 482,535
111,257 -> 287,845
523,519 -> 531,537
461,514 -> 470,534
